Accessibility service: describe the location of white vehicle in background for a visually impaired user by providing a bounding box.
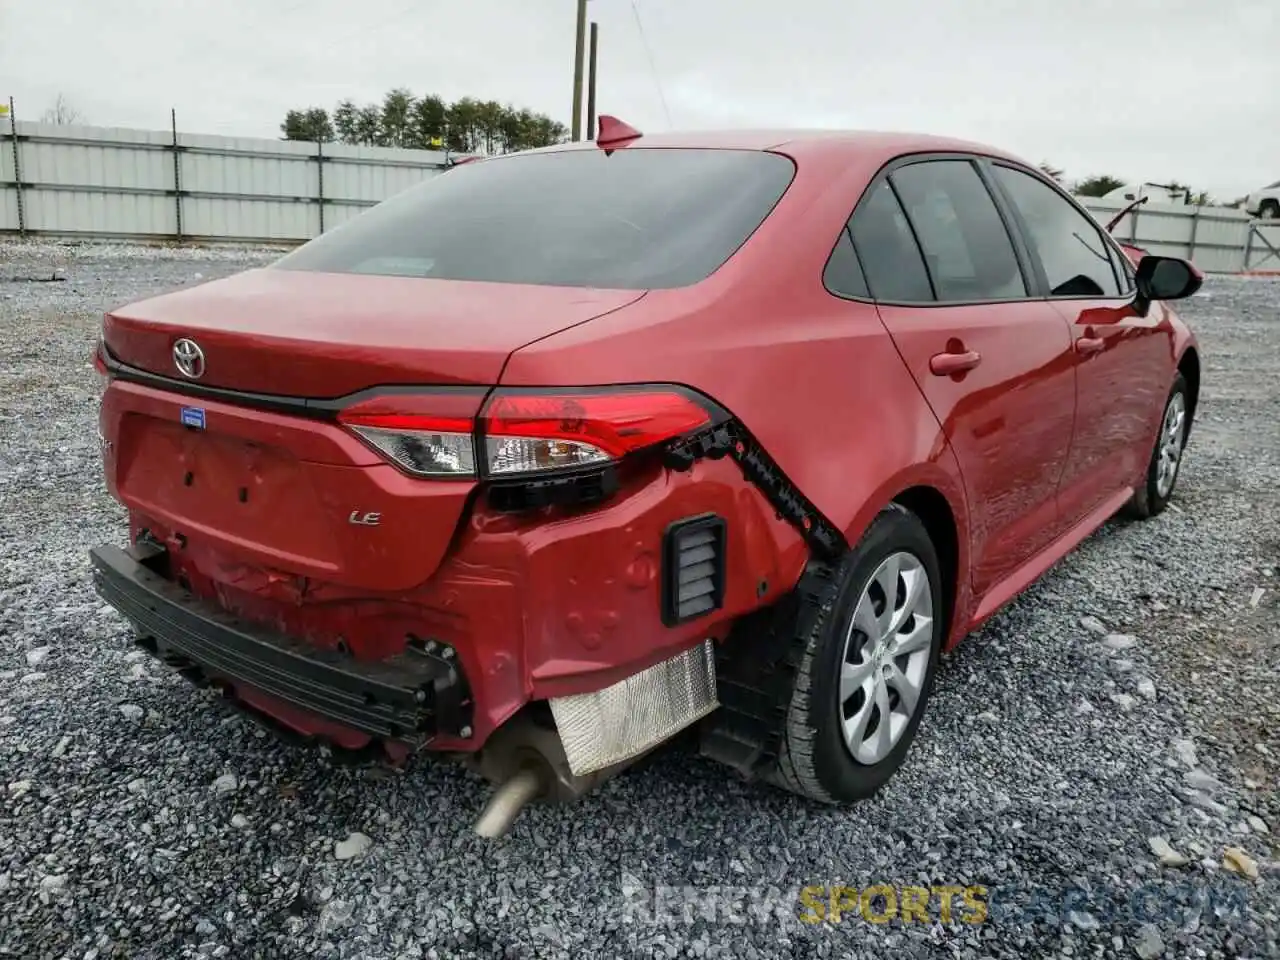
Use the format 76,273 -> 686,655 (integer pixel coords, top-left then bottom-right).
1242,181 -> 1280,219
1102,182 -> 1191,205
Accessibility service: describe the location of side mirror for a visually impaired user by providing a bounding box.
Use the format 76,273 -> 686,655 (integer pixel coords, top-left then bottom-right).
1133,255 -> 1201,316
1136,255 -> 1202,301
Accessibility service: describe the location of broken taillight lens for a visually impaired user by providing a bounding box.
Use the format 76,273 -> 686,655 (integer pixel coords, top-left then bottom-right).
481,389 -> 713,476
337,392 -> 482,478
345,423 -> 476,477
337,387 -> 718,482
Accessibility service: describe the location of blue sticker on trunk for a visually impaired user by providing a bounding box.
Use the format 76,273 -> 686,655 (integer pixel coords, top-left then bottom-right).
180,406 -> 206,430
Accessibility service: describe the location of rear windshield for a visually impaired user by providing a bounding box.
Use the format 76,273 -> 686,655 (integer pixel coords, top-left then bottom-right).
273,148 -> 794,289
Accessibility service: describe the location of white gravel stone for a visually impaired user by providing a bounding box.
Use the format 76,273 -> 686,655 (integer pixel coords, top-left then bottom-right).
1068,909 -> 1099,930
211,773 -> 238,795
1185,790 -> 1228,816
39,874 -> 68,894
1149,836 -> 1190,867
1184,769 -> 1224,794
334,832 -> 373,861
1173,738 -> 1199,769
1134,923 -> 1165,959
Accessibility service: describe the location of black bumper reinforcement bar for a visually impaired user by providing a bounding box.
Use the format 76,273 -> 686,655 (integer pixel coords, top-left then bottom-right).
89,543 -> 471,745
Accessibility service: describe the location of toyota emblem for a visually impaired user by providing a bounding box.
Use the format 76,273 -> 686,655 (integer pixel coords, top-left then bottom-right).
172,338 -> 206,379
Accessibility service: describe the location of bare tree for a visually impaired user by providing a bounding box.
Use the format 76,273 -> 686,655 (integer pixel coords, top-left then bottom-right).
40,93 -> 83,125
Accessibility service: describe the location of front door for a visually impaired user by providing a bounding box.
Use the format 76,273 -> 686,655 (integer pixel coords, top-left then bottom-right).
847,158 -> 1077,599
985,163 -> 1177,525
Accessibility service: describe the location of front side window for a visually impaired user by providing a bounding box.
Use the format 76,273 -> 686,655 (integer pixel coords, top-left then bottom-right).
993,165 -> 1125,297
274,148 -> 795,290
889,160 -> 1027,302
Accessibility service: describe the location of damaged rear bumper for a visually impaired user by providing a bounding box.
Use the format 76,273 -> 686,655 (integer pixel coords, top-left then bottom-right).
89,542 -> 473,747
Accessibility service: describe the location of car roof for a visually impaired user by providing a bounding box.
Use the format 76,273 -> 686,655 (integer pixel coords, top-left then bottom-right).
536,128 -> 1030,166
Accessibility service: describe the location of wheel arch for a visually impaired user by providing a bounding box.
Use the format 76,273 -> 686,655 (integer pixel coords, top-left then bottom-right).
839,459 -> 972,652
892,486 -> 961,647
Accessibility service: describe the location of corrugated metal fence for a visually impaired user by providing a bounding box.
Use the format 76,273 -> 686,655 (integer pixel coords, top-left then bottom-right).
1,116 -> 450,244
1078,196 -> 1280,274
3,116 -> 1279,271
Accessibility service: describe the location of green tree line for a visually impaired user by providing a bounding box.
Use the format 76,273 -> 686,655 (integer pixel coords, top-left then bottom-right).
280,88 -> 569,154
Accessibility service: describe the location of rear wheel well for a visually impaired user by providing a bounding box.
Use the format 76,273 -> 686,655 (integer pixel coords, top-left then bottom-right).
892,486 -> 958,639
1178,347 -> 1201,433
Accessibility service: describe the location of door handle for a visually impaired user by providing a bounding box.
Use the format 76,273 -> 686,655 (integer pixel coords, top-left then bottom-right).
1075,336 -> 1105,356
929,350 -> 982,376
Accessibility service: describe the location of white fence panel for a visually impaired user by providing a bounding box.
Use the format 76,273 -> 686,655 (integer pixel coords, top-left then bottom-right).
1079,197 -> 1256,273
0,119 -> 449,244
1244,222 -> 1280,272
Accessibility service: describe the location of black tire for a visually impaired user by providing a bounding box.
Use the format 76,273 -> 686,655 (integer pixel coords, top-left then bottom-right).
1126,372 -> 1190,520
1259,200 -> 1280,220
767,504 -> 944,804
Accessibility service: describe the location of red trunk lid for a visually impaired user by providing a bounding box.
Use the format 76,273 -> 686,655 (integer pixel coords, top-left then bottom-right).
102,267 -> 646,395
99,268 -> 646,591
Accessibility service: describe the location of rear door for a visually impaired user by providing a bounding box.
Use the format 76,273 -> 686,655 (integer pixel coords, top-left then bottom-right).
986,163 -> 1176,526
849,156 -> 1077,598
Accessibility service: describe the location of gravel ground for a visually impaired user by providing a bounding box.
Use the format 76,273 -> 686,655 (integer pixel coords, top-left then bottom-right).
0,239 -> 1277,960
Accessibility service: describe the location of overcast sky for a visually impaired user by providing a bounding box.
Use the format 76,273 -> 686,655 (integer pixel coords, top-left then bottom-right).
2,0 -> 1277,198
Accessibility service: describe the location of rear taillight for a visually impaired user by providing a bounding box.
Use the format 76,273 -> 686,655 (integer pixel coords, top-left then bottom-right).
345,423 -> 475,477
481,390 -> 712,476
337,386 -> 719,488
93,339 -> 111,398
337,392 -> 481,479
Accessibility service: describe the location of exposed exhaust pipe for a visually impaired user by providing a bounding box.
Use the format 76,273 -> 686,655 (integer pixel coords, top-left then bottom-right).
474,766 -> 545,838
469,705 -> 661,838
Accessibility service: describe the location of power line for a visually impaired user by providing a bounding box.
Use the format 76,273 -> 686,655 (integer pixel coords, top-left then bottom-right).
629,0 -> 672,129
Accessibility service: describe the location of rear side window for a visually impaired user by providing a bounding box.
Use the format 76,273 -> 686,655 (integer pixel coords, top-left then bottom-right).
273,148 -> 795,290
823,227 -> 870,299
848,181 -> 934,302
993,165 -> 1124,297
890,160 -> 1027,302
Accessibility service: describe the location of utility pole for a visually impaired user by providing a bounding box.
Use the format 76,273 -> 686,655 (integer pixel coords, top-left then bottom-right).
586,21 -> 599,141
570,0 -> 588,141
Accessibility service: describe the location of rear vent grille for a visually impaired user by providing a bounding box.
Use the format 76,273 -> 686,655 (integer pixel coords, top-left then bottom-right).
661,514 -> 727,626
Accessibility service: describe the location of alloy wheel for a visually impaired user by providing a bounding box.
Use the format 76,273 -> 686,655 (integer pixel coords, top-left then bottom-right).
1156,391 -> 1187,499
838,551 -> 934,765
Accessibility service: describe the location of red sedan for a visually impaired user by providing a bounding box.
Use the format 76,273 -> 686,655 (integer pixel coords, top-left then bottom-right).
90,120 -> 1202,834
